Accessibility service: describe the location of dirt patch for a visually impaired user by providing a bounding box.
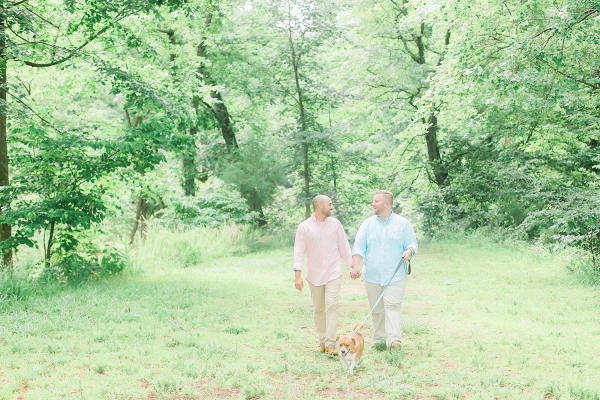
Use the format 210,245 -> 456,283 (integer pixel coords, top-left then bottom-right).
317,387 -> 388,399
139,378 -> 151,389
194,381 -> 241,399
16,383 -> 31,400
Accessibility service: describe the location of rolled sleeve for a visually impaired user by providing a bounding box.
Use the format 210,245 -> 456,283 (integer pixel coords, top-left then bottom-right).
351,221 -> 367,259
335,222 -> 353,267
403,222 -> 418,257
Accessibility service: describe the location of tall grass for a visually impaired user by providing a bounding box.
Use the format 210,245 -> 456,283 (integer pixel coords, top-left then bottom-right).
0,223 -> 266,306
130,223 -> 265,270
427,225 -> 600,285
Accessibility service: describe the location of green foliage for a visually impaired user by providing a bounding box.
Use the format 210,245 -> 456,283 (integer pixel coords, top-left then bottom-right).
0,272 -> 30,302
0,120 -> 158,267
162,179 -> 258,228
2,0 -> 600,279
0,125 -> 109,253
43,247 -> 128,285
221,141 -> 284,221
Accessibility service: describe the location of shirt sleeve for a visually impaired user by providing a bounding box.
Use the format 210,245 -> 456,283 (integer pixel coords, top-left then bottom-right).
403,221 -> 418,257
352,220 -> 368,258
336,221 -> 353,268
293,224 -> 306,271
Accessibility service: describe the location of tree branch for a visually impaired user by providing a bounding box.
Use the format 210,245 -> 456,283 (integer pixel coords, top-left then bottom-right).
22,4 -> 62,31
20,24 -> 111,67
6,92 -> 64,134
539,57 -> 600,90
449,150 -> 470,164
7,0 -> 29,7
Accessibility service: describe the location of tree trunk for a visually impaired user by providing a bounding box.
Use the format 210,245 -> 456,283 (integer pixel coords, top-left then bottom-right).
126,111 -> 150,244
391,5 -> 450,190
129,198 -> 148,245
139,198 -> 147,242
250,202 -> 267,227
412,30 -> 448,188
197,14 -> 238,152
329,156 -> 341,224
207,90 -> 238,150
0,14 -> 12,267
45,221 -> 55,267
159,28 -> 197,195
424,113 -> 448,187
183,125 -> 197,196
302,143 -> 310,218
289,31 -> 310,219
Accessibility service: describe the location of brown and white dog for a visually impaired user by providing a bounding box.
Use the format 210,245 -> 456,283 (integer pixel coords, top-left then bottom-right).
336,322 -> 364,375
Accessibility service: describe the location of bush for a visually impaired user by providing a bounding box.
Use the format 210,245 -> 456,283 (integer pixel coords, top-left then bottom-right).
162,179 -> 258,228
42,247 -> 128,285
221,141 -> 284,225
0,272 -> 30,301
567,249 -> 600,286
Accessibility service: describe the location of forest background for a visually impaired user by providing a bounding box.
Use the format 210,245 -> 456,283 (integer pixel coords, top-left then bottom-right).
0,0 -> 599,282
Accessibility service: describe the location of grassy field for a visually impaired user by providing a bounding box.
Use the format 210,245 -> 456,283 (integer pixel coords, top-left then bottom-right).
1,234 -> 599,399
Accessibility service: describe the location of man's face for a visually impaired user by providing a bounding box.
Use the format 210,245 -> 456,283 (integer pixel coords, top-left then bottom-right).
372,194 -> 387,215
321,197 -> 334,217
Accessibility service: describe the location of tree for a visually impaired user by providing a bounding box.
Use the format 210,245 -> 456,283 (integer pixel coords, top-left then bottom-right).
414,0 -> 600,250
353,0 -> 453,188
226,0 -> 340,219
0,0 -> 189,267
221,141 -> 283,226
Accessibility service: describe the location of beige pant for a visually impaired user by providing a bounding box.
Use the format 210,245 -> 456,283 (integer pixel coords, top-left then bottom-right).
308,276 -> 342,347
364,278 -> 407,347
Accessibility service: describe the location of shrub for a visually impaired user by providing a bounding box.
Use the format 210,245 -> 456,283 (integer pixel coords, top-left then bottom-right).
42,247 -> 128,285
162,179 -> 258,228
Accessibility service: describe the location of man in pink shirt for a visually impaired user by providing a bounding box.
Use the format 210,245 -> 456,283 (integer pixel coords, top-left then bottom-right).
293,195 -> 353,355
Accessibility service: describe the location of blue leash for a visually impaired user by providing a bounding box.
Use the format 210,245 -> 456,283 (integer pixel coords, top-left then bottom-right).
353,258 -> 410,333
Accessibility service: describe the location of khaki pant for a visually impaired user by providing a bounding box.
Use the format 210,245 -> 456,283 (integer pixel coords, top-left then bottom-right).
364,278 -> 407,347
308,276 -> 342,347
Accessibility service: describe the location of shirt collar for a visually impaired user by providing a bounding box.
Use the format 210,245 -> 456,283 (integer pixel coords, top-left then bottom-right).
376,211 -> 394,223
311,213 -> 327,225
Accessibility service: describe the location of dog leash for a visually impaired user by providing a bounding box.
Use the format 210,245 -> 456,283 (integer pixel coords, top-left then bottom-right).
353,258 -> 410,333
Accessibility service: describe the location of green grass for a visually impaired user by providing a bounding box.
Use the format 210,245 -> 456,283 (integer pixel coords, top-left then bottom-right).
1,233 -> 599,399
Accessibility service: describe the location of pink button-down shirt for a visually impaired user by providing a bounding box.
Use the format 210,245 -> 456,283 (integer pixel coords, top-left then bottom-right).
293,214 -> 353,286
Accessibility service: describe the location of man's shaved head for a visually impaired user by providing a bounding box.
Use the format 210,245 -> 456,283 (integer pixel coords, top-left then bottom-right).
312,195 -> 334,219
312,195 -> 329,210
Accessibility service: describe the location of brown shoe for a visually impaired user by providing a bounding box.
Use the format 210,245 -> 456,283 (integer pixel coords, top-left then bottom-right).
324,345 -> 337,355
317,343 -> 325,353
389,341 -> 402,351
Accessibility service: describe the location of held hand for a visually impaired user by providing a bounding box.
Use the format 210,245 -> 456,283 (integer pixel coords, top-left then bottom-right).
401,249 -> 413,261
295,276 -> 304,292
350,266 -> 362,280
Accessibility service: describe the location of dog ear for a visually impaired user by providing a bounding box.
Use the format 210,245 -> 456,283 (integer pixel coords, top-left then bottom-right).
336,335 -> 340,342
352,337 -> 357,346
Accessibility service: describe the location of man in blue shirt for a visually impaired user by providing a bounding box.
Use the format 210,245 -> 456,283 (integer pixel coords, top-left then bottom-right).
350,190 -> 417,350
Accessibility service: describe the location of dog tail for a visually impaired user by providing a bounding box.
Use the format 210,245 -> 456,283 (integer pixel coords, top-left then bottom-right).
353,322 -> 364,333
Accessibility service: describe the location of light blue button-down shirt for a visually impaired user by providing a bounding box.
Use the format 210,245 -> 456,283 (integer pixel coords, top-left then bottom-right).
352,212 -> 418,285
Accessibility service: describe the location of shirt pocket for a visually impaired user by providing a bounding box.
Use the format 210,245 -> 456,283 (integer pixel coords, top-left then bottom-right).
390,229 -> 405,246
329,230 -> 338,246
